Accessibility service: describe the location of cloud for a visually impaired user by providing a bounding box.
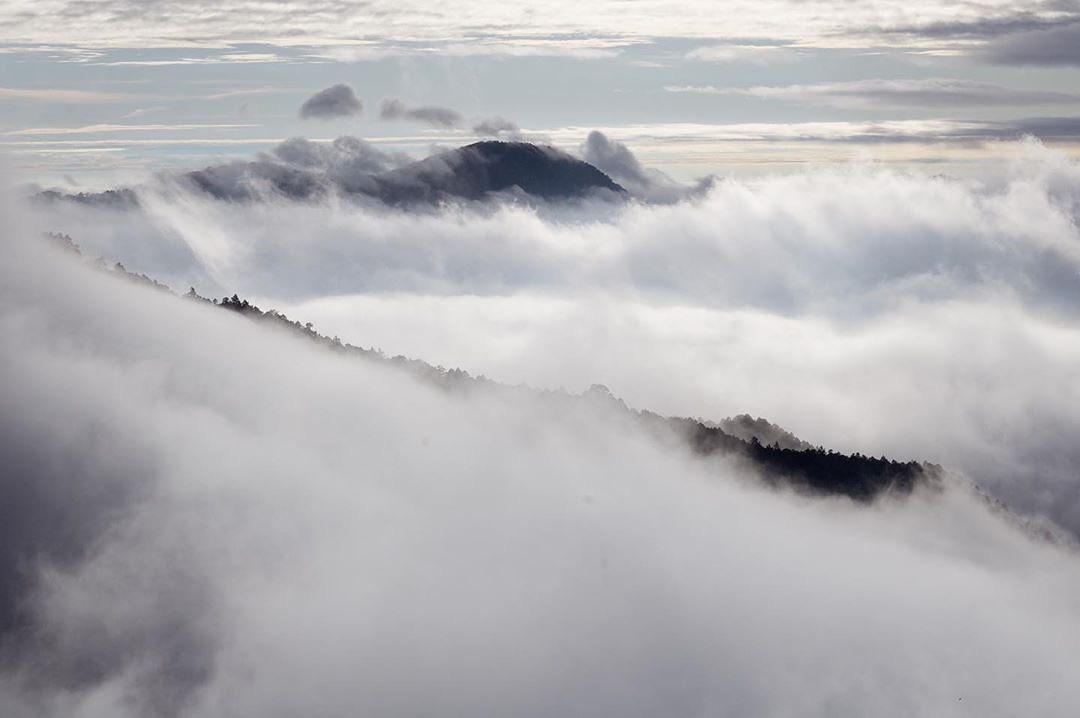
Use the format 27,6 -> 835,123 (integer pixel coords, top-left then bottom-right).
685,44 -> 800,64
0,0 -> 1073,54
167,135 -> 411,202
304,38 -> 623,61
26,139 -> 1080,539
5,123 -> 258,137
0,86 -> 128,102
5,194 -> 1080,716
380,98 -> 463,127
473,117 -> 521,137
92,52 -> 285,66
121,106 -> 167,119
298,83 -> 362,120
561,117 -> 1080,148
667,79 -> 1080,110
580,129 -> 704,203
982,21 -> 1080,65
581,130 -> 649,187
880,9 -> 1076,39
201,86 -> 285,101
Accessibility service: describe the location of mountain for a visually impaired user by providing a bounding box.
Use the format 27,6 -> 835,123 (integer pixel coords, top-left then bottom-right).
35,140 -> 626,207
373,141 -> 626,202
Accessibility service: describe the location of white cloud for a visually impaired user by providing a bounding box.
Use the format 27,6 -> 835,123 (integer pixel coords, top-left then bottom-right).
4,190 -> 1080,716
685,44 -> 801,64
120,106 -> 167,119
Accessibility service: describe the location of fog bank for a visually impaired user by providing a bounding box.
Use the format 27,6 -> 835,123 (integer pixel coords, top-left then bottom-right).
3,190 -> 1080,716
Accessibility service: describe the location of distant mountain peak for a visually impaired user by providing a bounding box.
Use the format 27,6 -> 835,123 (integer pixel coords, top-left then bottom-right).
374,140 -> 626,202
33,139 -> 627,207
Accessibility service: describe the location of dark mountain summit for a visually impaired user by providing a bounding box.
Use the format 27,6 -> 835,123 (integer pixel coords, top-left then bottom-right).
35,140 -> 626,206
374,141 -> 626,202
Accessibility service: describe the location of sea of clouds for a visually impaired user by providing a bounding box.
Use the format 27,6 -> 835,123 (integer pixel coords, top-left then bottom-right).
24,138 -> 1080,533
5,139 -> 1080,715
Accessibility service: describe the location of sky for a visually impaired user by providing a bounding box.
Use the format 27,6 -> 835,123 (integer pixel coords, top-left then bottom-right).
5,4 -> 1080,716
4,0 -> 1080,186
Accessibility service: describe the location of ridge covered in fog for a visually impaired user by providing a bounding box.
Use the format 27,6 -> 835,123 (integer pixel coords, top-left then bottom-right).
48,230 -> 937,503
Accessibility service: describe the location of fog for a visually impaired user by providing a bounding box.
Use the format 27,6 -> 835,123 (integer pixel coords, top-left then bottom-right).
5,140 -> 1080,715
24,139 -> 1080,535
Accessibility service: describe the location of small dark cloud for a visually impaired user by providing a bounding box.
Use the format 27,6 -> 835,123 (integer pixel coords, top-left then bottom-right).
299,84 -> 362,120
472,117 -> 520,137
981,21 -> 1080,65
379,98 -> 463,127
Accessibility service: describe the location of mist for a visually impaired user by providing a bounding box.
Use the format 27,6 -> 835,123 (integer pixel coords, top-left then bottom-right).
22,139 -> 1080,536
5,187 -> 1080,716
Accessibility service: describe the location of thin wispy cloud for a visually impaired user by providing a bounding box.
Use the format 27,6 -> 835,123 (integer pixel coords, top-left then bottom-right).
0,86 -> 129,102
685,44 -> 801,64
5,123 -> 259,137
92,52 -> 286,66
667,79 -> 1080,110
202,86 -> 289,101
120,106 -> 167,119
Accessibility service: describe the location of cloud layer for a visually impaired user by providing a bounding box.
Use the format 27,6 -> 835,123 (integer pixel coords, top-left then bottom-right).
1,0 -> 1074,54
4,193 -> 1080,717
669,79 -> 1080,110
